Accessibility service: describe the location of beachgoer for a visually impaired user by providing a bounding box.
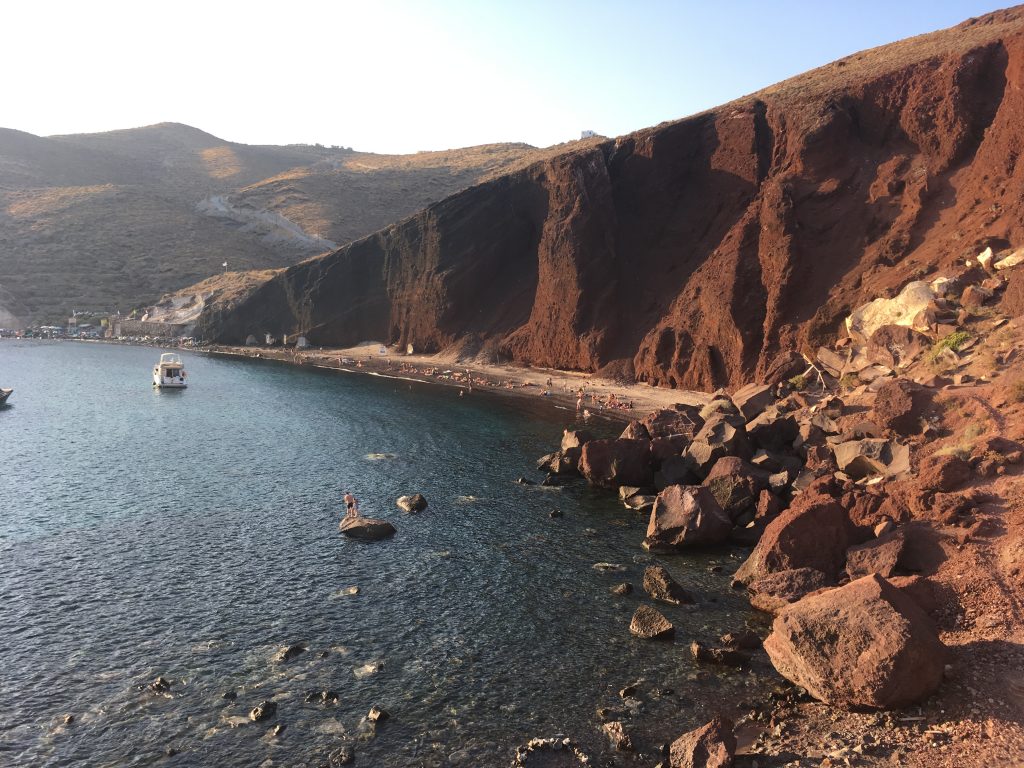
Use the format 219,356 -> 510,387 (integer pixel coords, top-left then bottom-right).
576,395 -> 583,412
344,492 -> 358,517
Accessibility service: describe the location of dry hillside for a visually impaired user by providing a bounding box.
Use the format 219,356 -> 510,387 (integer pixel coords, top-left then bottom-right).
0,122 -> 573,323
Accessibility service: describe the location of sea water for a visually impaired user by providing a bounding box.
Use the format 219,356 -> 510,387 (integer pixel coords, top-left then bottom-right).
0,341 -> 768,767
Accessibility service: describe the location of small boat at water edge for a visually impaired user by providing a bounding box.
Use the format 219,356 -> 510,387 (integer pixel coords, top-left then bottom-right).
0,388 -> 11,404
153,353 -> 187,388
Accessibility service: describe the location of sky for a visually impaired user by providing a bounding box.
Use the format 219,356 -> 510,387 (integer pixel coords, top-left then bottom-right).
0,0 -> 1011,154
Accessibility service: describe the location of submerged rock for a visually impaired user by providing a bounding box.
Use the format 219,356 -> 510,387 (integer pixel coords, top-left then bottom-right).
629,605 -> 675,640
272,644 -> 307,664
690,641 -> 750,667
353,661 -> 383,679
147,676 -> 172,694
326,744 -> 355,766
513,737 -> 590,766
339,516 -> 396,541
642,565 -> 695,605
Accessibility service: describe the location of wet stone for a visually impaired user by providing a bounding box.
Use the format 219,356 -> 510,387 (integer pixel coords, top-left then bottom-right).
327,744 -> 355,766
249,700 -> 277,722
273,644 -> 307,664
630,605 -> 675,640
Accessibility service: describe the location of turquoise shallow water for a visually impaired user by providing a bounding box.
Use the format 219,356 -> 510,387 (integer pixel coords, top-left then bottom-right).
0,341 -> 767,767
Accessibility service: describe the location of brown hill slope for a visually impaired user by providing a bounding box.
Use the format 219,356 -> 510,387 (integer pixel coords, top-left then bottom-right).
0,122 -> 559,322
199,5 -> 1024,389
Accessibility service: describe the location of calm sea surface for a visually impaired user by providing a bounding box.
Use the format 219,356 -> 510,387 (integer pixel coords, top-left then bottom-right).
0,341 -> 768,767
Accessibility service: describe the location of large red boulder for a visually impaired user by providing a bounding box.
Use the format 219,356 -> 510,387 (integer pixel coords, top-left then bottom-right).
644,485 -> 732,552
763,574 -> 946,709
643,407 -> 703,439
871,379 -> 932,436
579,438 -> 653,489
917,454 -> 971,493
733,494 -> 850,584
561,429 -> 594,452
668,715 -> 735,768
866,325 -> 930,369
702,457 -> 770,522
747,567 -> 832,615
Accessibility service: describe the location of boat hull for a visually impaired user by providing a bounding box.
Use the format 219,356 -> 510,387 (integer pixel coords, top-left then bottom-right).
0,388 -> 11,404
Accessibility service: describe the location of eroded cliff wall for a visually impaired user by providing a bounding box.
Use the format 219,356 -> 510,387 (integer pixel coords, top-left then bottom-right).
203,7 -> 1024,389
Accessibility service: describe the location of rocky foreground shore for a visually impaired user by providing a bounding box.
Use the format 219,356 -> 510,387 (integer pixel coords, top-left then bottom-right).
531,255 -> 1024,767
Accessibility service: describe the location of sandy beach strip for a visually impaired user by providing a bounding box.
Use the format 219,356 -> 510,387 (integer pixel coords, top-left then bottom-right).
201,343 -> 714,422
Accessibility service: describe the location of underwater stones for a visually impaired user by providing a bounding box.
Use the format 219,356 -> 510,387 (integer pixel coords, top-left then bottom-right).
326,744 -> 356,766
147,676 -> 172,694
272,644 -> 307,664
513,737 -> 590,766
642,565 -> 695,605
629,605 -> 675,640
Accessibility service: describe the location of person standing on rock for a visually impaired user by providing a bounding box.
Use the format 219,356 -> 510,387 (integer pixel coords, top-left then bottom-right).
344,492 -> 359,517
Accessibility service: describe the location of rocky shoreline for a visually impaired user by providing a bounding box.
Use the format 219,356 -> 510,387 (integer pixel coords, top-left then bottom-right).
81,255 -> 1024,765
525,257 -> 1024,766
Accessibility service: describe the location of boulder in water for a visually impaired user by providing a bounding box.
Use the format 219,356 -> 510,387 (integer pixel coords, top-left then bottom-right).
642,565 -> 695,605
272,644 -> 307,664
629,605 -> 675,640
644,485 -> 732,552
249,700 -> 277,722
340,516 -> 396,540
396,493 -> 428,513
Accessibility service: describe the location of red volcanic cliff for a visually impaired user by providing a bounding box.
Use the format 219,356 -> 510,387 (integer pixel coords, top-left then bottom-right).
203,7 -> 1024,389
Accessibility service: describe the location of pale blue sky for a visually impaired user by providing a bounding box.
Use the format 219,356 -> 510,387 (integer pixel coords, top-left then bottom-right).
1,0 -> 1010,153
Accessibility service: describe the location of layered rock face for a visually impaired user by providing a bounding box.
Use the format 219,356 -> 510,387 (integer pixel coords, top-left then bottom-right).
202,8 -> 1024,389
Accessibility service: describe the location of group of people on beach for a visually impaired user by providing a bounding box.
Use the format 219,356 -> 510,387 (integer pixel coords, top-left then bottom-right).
576,386 -> 633,413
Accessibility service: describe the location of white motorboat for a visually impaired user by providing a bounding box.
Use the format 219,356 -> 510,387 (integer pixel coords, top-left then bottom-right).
153,353 -> 187,388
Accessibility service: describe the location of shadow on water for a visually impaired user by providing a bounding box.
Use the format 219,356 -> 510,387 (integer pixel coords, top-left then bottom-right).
0,341 -> 772,767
